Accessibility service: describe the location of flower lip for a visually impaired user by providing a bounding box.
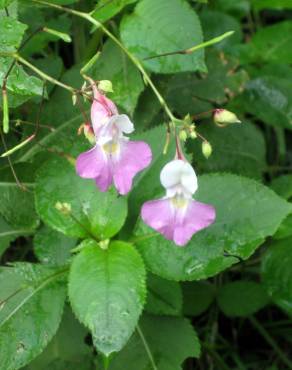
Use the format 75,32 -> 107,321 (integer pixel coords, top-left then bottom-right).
160,159 -> 198,195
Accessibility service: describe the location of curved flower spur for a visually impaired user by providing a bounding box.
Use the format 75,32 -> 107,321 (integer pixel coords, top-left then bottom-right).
76,80 -> 152,195
141,142 -> 216,246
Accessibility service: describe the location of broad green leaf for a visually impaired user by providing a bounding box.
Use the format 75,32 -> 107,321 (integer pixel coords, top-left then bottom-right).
145,274 -> 182,316
252,0 -> 292,10
188,121 -> 266,179
35,156 -> 127,239
0,263 -> 66,370
262,238 -> 292,315
92,0 -> 137,23
182,281 -> 215,316
217,281 -> 269,317
232,76 -> 292,129
120,0 -> 206,74
34,225 -> 76,266
24,305 -> 93,370
135,174 -> 291,281
0,16 -> 27,52
0,58 -> 43,108
245,21 -> 292,64
108,314 -> 200,370
68,240 -> 146,355
91,40 -> 144,114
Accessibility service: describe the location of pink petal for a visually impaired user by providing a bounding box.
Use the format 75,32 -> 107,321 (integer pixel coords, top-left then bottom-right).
141,198 -> 174,240
173,200 -> 216,246
91,91 -> 118,135
76,145 -> 105,179
113,141 -> 152,195
141,198 -> 216,247
95,160 -> 113,192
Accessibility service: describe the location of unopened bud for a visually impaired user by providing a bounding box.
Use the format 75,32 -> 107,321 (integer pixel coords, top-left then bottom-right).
190,131 -> 197,139
78,123 -> 95,145
99,239 -> 110,250
179,130 -> 188,142
43,27 -> 71,43
72,93 -> 77,106
184,113 -> 192,125
55,202 -> 71,215
98,80 -> 113,93
213,109 -> 241,127
202,141 -> 212,159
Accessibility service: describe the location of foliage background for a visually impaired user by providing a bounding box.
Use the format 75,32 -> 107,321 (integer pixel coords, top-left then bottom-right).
0,0 -> 292,369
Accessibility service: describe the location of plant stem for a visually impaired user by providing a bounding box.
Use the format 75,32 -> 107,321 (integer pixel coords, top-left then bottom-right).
15,54 -> 75,92
137,324 -> 158,370
249,316 -> 292,369
29,0 -> 177,125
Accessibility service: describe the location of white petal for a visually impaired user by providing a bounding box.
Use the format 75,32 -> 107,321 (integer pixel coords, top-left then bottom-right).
112,114 -> 134,134
160,159 -> 197,194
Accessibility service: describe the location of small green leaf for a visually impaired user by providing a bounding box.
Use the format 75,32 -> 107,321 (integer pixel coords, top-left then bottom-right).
182,281 -> 215,316
217,281 -> 269,317
35,156 -> 127,239
271,175 -> 292,200
34,225 -> 76,266
120,0 -> 206,74
262,238 -> 292,315
108,314 -> 200,370
0,264 -> 66,370
145,274 -> 182,316
135,174 -> 291,281
68,240 -> 146,355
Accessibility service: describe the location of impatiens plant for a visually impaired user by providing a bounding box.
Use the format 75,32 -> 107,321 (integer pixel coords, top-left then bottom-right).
1,1 -> 292,370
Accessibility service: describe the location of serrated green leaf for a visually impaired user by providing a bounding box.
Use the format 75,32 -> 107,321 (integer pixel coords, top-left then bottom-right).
34,225 -> 76,266
35,156 -> 127,239
145,274 -> 182,316
262,238 -> 292,315
0,264 -> 66,370
0,16 -> 27,53
120,0 -> 206,74
135,174 -> 291,281
109,314 -> 200,370
92,0 -> 137,23
188,121 -> 266,179
68,240 -> 146,355
91,40 -> 144,114
24,305 -> 93,370
217,281 -> 269,317
182,281 -> 215,316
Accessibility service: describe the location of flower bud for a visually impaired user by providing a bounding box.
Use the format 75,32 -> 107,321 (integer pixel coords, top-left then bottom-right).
190,131 -> 197,139
78,123 -> 95,145
72,92 -> 77,106
213,109 -> 241,127
55,202 -> 71,215
98,80 -> 113,93
179,130 -> 188,142
202,141 -> 212,159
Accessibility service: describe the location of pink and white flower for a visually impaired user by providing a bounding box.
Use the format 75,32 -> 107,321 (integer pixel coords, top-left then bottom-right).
76,81 -> 152,195
141,159 -> 216,246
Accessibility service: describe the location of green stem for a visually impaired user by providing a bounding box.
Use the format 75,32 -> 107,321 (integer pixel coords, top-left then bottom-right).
249,316 -> 292,369
137,324 -> 158,370
30,0 -> 177,125
15,54 -> 75,92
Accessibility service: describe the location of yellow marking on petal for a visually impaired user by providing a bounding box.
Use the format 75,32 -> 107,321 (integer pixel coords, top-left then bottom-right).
103,141 -> 119,154
170,196 -> 188,209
